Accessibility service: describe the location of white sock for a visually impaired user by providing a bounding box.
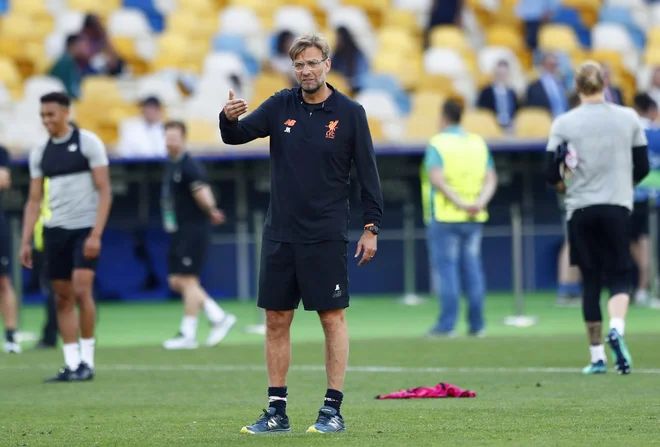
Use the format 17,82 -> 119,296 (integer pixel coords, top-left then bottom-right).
63,343 -> 81,371
180,316 -> 198,340
590,344 -> 606,363
610,318 -> 625,336
80,338 -> 95,369
203,298 -> 226,325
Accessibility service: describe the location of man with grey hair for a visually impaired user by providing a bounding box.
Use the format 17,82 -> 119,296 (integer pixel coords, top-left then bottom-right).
219,32 -> 384,434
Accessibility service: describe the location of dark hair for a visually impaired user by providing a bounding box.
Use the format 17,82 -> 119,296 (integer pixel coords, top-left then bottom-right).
40,92 -> 70,107
165,120 -> 186,137
442,99 -> 463,124
65,34 -> 80,49
496,59 -> 509,68
634,93 -> 658,114
275,30 -> 294,55
332,26 -> 360,78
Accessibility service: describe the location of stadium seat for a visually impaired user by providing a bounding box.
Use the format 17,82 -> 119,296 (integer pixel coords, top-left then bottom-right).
538,24 -> 581,53
328,7 -> 375,56
591,23 -> 640,73
367,118 -> 386,142
599,5 -> 646,49
514,108 -> 553,139
561,0 -> 600,27
203,52 -> 248,79
54,10 -> 85,34
80,77 -> 125,104
652,3 -> 660,27
153,0 -> 176,14
354,89 -> 401,124
185,120 -> 221,146
410,91 -> 445,118
213,34 -> 259,76
108,8 -> 153,38
648,26 -> 660,47
644,46 -> 660,66
273,6 -> 318,35
587,49 -> 626,75
23,75 -> 66,100
218,6 -> 261,36
428,26 -> 471,52
341,0 -> 389,28
485,25 -> 527,60
461,109 -> 504,140
0,57 -> 23,98
551,6 -> 591,47
392,0 -> 432,15
377,27 -> 417,56
326,72 -> 351,96
168,10 -> 216,41
250,72 -> 290,105
136,75 -> 182,106
67,0 -> 122,17
405,113 -> 439,143
417,74 -> 457,96
360,74 -> 410,115
382,9 -> 420,36
423,48 -> 469,79
181,0 -> 215,13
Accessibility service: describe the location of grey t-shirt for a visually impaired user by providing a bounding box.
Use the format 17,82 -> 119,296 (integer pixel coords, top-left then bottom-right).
546,102 -> 648,220
29,128 -> 109,230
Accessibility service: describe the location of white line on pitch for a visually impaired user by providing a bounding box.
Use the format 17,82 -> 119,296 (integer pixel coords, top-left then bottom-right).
2,364 -> 660,374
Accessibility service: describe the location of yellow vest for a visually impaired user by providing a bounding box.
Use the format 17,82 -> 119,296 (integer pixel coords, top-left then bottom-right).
34,177 -> 50,252
423,132 -> 490,223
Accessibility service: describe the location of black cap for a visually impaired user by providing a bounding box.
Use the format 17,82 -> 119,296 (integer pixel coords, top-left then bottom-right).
140,96 -> 161,107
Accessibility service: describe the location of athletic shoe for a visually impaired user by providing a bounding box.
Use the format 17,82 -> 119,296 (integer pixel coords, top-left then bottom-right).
240,407 -> 291,434
425,329 -> 456,339
306,406 -> 346,434
206,313 -> 237,347
581,360 -> 607,375
606,328 -> 632,375
44,366 -> 79,383
3,341 -> 21,354
76,362 -> 95,381
162,334 -> 198,350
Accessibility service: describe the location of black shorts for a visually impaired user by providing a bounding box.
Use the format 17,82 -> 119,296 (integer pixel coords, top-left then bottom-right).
0,218 -> 10,276
568,205 -> 633,275
630,200 -> 649,241
44,227 -> 98,280
167,225 -> 210,276
258,239 -> 349,311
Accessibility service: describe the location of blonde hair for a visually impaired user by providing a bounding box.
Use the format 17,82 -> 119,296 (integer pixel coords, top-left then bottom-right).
575,61 -> 605,95
288,32 -> 331,61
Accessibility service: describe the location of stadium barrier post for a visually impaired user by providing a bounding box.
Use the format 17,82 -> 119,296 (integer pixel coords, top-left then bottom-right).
244,210 -> 266,335
399,202 -> 425,305
648,192 -> 659,299
504,203 -> 538,327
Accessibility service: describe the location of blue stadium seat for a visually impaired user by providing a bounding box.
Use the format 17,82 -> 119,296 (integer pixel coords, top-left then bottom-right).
598,5 -> 646,49
123,0 -> 164,32
0,0 -> 8,14
359,74 -> 410,115
213,34 -> 260,76
552,7 -> 591,48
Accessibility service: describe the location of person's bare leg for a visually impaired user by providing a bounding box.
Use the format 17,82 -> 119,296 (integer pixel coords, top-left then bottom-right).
0,275 -> 18,348
319,309 -> 349,392
266,310 -> 294,387
631,237 -> 650,304
52,280 -> 80,371
72,269 -> 96,370
162,275 -> 204,349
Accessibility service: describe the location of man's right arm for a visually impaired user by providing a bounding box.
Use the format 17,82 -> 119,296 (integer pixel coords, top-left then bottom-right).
219,94 -> 277,145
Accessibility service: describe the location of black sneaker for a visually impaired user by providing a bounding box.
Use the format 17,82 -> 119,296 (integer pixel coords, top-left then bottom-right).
240,407 -> 291,434
76,362 -> 95,381
306,406 -> 346,433
44,366 -> 79,383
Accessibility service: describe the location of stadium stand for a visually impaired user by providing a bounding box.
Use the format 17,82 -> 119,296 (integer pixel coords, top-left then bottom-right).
0,0 -> 660,154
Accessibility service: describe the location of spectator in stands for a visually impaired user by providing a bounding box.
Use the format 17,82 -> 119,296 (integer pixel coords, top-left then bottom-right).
424,0 -> 463,48
476,59 -> 519,129
80,14 -> 125,77
525,53 -> 569,117
48,34 -> 90,99
516,0 -> 560,50
647,67 -> 660,110
602,64 -> 624,105
423,100 -> 497,338
331,26 -> 368,94
270,30 -> 297,87
116,96 -> 166,158
634,93 -> 659,129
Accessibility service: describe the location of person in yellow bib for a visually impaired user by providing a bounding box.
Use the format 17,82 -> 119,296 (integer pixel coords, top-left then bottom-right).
422,100 -> 498,337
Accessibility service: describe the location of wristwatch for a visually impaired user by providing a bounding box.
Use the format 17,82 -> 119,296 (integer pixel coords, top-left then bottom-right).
364,224 -> 379,235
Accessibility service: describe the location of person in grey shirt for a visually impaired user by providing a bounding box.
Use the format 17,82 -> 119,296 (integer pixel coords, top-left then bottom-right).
19,92 -> 112,383
545,61 -> 649,376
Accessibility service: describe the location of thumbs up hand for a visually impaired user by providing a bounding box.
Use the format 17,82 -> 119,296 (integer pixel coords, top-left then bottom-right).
224,89 -> 248,121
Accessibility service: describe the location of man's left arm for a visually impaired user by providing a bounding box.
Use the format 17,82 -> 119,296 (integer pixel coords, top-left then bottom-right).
83,133 -> 112,240
475,152 -> 498,211
0,146 -> 11,190
185,160 -> 225,225
352,106 -> 383,265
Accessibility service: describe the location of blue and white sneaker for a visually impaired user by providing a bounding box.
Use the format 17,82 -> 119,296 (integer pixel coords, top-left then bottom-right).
240,407 -> 290,434
607,328 -> 632,375
306,406 -> 346,433
582,359 -> 607,375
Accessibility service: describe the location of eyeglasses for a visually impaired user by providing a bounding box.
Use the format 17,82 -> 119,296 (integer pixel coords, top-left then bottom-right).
292,58 -> 327,72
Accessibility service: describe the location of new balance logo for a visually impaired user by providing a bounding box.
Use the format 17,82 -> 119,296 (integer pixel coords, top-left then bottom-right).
284,119 -> 296,133
333,284 -> 342,298
284,127 -> 291,133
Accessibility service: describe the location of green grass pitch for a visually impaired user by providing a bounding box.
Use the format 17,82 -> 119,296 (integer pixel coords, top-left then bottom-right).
2,293 -> 660,446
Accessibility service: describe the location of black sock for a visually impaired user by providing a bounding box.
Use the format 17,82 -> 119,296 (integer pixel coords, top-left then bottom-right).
5,329 -> 15,343
268,386 -> 287,416
324,389 -> 343,415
